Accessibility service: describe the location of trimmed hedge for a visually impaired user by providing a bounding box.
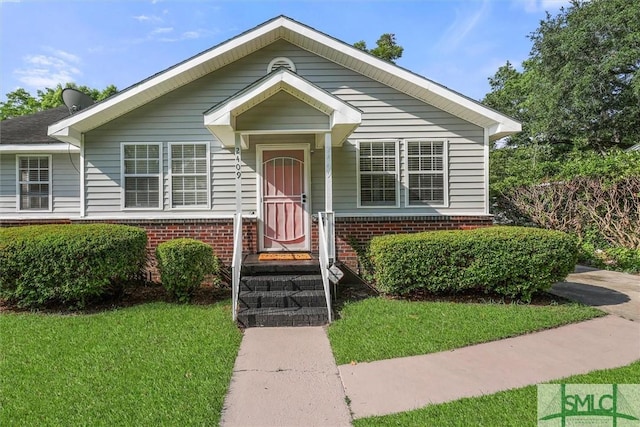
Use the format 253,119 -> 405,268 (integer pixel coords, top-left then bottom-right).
156,239 -> 218,303
369,226 -> 578,301
0,224 -> 147,308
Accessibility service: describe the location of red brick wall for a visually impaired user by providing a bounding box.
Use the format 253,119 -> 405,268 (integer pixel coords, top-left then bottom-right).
2,215 -> 491,277
328,216 -> 493,271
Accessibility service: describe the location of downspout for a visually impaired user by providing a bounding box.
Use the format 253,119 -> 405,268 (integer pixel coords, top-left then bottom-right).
483,128 -> 490,215
80,134 -> 86,218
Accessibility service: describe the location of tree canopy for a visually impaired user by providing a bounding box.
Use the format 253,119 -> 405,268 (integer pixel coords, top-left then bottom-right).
483,0 -> 640,151
354,33 -> 404,63
1,83 -> 118,120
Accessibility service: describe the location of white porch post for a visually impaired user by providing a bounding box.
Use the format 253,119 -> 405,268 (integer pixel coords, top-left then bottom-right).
324,132 -> 335,262
234,133 -> 242,214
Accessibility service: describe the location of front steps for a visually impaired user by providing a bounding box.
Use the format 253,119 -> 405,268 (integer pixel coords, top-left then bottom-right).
237,257 -> 330,327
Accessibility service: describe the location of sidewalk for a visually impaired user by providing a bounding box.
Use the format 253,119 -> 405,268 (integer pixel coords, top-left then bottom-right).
220,326 -> 351,427
551,265 -> 640,321
222,267 -> 640,424
338,315 -> 640,419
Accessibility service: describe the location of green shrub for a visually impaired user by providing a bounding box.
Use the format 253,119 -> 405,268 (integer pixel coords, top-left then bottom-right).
0,224 -> 147,309
369,226 -> 578,301
579,243 -> 640,274
156,239 -> 218,302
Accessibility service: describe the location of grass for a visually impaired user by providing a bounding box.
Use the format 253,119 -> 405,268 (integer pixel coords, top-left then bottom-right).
328,297 -> 604,365
353,360 -> 640,426
0,301 -> 242,426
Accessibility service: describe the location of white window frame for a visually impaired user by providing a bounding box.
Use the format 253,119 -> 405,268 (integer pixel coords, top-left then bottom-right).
16,154 -> 52,212
404,139 -> 449,208
168,142 -> 211,210
356,139 -> 400,208
120,142 -> 163,210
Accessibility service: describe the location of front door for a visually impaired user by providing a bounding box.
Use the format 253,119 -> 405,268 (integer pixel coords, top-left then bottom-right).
259,147 -> 310,251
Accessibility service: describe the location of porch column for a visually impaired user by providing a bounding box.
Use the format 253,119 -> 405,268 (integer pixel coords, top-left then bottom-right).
324,132 -> 335,261
324,132 -> 332,212
234,133 -> 242,214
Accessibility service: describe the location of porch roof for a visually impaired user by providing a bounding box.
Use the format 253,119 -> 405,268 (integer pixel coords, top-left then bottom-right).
203,68 -> 362,148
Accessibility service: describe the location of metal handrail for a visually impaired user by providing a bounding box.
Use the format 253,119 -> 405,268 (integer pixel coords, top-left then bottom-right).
231,212 -> 243,321
318,212 -> 333,323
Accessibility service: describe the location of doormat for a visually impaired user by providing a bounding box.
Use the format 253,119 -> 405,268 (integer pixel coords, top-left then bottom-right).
258,253 -> 312,261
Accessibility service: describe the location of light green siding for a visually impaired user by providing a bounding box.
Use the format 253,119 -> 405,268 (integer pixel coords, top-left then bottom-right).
81,39 -> 487,217
0,153 -> 80,216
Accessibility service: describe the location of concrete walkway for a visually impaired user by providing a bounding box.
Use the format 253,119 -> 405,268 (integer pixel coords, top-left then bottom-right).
222,267 -> 640,424
220,327 -> 351,427
551,265 -> 640,321
339,315 -> 640,419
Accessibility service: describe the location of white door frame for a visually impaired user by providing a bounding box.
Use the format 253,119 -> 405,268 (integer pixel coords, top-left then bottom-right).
256,143 -> 311,252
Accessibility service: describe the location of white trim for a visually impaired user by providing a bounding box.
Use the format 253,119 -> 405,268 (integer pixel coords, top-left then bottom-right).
80,135 -> 85,218
403,139 -> 449,208
356,139 -> 400,209
167,142 -> 212,210
484,128 -> 490,215
120,142 -> 164,211
47,16 -> 519,145
16,154 -> 52,212
204,69 -> 361,148
256,143 -> 311,252
0,143 -> 80,153
334,212 -> 492,218
267,57 -> 296,73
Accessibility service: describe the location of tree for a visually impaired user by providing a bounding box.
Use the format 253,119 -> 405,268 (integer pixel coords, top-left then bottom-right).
527,0 -> 640,150
483,0 -> 640,151
354,33 -> 404,63
1,83 -> 118,120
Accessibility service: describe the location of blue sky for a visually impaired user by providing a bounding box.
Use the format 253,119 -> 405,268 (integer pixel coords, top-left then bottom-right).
0,0 -> 570,103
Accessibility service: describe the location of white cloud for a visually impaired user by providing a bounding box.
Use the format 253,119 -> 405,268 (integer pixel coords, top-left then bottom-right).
155,28 -> 217,43
133,14 -> 163,23
13,49 -> 82,89
437,0 -> 490,52
150,27 -> 173,35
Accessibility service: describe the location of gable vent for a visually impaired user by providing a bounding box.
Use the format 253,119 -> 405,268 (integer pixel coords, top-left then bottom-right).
267,57 -> 296,73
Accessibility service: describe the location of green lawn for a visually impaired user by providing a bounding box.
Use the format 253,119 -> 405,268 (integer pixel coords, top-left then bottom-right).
353,360 -> 640,426
328,297 -> 604,365
0,302 -> 242,426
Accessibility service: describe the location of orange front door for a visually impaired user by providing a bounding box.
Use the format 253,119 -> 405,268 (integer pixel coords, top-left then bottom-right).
261,149 -> 308,251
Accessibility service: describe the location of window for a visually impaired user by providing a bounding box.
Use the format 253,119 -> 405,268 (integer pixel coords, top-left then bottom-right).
357,140 -> 399,207
17,156 -> 51,211
406,140 -> 447,206
169,143 -> 210,208
121,143 -> 162,209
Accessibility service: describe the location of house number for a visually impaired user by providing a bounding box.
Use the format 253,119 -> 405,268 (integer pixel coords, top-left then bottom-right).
235,147 -> 242,179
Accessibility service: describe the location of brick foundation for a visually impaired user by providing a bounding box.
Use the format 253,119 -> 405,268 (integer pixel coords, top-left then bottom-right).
2,215 -> 492,278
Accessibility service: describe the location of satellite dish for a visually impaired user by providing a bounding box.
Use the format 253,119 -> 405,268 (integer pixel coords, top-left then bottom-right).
61,88 -> 94,115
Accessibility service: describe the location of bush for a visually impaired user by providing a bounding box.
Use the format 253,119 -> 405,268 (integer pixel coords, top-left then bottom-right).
156,239 -> 218,302
0,224 -> 147,309
579,243 -> 640,274
369,226 -> 578,301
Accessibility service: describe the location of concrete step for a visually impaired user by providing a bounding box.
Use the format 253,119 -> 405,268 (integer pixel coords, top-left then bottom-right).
239,290 -> 327,309
240,274 -> 324,292
237,307 -> 329,328
242,261 -> 320,276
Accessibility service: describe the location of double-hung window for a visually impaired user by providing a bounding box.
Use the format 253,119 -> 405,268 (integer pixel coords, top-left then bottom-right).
169,143 -> 210,208
122,143 -> 162,209
17,155 -> 51,211
357,140 -> 399,207
406,140 -> 447,206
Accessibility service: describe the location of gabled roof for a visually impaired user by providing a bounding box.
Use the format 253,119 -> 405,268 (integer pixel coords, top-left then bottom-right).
204,68 -> 362,148
1,106 -> 80,153
48,15 -> 521,145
